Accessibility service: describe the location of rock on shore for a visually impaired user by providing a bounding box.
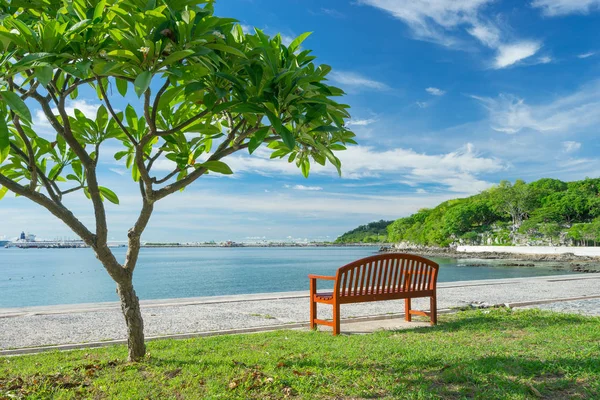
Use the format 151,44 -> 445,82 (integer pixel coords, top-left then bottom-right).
378,246 -> 600,270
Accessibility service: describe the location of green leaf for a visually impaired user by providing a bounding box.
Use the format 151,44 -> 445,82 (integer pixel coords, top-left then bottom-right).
0,91 -> 32,123
35,66 -> 54,88
134,71 -> 152,97
201,161 -> 233,175
205,43 -> 247,59
230,103 -> 265,113
12,53 -> 53,69
131,162 -> 141,182
67,19 -> 91,35
96,105 -> 108,131
0,185 -> 8,200
93,0 -> 107,21
310,125 -> 342,133
114,150 -> 129,160
248,126 -> 270,154
301,159 -> 310,178
106,50 -> 139,63
98,186 -> 119,204
288,32 -> 312,53
116,78 -> 128,97
158,50 -> 195,69
0,114 -> 9,163
278,126 -> 295,151
265,110 -> 295,150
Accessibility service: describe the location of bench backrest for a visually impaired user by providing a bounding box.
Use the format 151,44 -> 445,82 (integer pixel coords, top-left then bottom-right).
335,253 -> 439,297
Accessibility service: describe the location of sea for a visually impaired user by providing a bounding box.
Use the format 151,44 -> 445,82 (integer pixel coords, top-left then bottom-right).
0,246 -> 575,308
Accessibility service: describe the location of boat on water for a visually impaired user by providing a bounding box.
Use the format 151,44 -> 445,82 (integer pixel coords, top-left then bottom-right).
4,232 -> 87,249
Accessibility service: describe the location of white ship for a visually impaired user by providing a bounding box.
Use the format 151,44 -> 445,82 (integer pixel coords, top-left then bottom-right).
5,232 -> 87,249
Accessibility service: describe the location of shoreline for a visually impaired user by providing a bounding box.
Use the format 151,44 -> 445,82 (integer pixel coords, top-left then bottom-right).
2,274 -> 600,352
380,246 -> 600,264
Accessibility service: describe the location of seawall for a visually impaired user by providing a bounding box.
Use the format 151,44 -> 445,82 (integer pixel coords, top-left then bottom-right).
456,246 -> 600,257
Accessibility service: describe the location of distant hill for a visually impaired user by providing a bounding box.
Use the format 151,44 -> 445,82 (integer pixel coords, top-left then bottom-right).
387,178 -> 600,247
335,220 -> 393,243
336,178 -> 600,247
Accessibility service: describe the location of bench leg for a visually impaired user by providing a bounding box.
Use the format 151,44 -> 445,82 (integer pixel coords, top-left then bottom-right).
332,302 -> 340,336
405,298 -> 412,322
310,297 -> 317,330
430,295 -> 437,325
309,279 -> 316,330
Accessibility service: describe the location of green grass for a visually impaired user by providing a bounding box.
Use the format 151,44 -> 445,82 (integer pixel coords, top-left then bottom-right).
2,309 -> 600,399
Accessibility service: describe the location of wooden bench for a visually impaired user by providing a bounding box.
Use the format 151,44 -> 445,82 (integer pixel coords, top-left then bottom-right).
309,253 -> 439,335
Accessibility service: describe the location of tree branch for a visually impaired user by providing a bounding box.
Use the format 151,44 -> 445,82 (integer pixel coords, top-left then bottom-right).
144,90 -> 156,133
96,77 -> 138,145
12,115 -> 37,190
61,185 -> 84,195
151,135 -> 279,201
153,168 -> 180,184
0,173 -> 95,245
155,108 -> 212,137
151,80 -> 170,127
9,143 -> 62,203
124,196 -> 154,274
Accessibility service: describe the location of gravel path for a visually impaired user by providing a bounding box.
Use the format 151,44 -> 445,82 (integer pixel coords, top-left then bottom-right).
520,298 -> 600,316
1,274 -> 599,350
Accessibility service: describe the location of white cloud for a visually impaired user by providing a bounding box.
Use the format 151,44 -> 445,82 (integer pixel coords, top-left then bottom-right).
472,80 -> 600,133
416,101 -> 429,108
494,41 -> 542,69
359,0 -> 541,69
416,188 -> 428,194
346,118 -> 377,126
320,8 -> 345,18
227,144 -> 504,193
240,24 -> 253,34
108,168 -> 126,176
537,56 -> 552,64
426,87 -> 446,96
328,71 -> 389,91
156,189 -> 463,220
578,51 -> 596,59
532,0 -> 600,16
290,185 -> 323,191
562,141 -> 581,153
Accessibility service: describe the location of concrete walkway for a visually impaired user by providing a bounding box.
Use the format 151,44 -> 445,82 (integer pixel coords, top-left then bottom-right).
1,273 -> 599,354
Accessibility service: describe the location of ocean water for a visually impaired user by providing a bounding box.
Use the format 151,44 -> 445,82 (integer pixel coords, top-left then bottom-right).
0,246 -> 574,308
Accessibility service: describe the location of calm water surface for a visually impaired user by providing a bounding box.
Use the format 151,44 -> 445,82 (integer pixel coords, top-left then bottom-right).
0,246 -> 574,308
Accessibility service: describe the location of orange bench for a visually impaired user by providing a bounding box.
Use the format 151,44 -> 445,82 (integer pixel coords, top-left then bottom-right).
309,253 -> 439,335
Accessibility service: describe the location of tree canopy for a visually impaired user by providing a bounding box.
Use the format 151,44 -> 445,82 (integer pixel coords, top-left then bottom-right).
335,219 -> 392,243
0,0 -> 355,361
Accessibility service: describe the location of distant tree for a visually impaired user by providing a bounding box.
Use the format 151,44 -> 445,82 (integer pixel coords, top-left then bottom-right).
567,223 -> 586,246
0,1 -> 354,361
538,223 -> 562,246
492,180 -> 535,230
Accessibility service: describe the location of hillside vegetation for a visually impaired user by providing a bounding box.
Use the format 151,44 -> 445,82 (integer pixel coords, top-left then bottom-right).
335,220 -> 393,243
337,178 -> 600,247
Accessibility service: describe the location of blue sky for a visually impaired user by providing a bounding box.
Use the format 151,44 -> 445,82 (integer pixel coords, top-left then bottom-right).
2,0 -> 600,242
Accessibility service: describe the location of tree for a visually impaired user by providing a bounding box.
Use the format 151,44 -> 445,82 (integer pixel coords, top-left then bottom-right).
0,1 -> 355,361
492,180 -> 535,230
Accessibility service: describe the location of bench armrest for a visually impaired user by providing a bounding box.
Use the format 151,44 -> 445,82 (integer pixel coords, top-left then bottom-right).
308,274 -> 336,281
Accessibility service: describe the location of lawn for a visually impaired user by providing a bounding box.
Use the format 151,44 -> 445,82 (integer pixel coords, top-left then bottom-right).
1,309 -> 599,399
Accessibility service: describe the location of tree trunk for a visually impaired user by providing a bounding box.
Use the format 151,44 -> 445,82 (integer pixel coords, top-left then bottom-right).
116,278 -> 146,361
